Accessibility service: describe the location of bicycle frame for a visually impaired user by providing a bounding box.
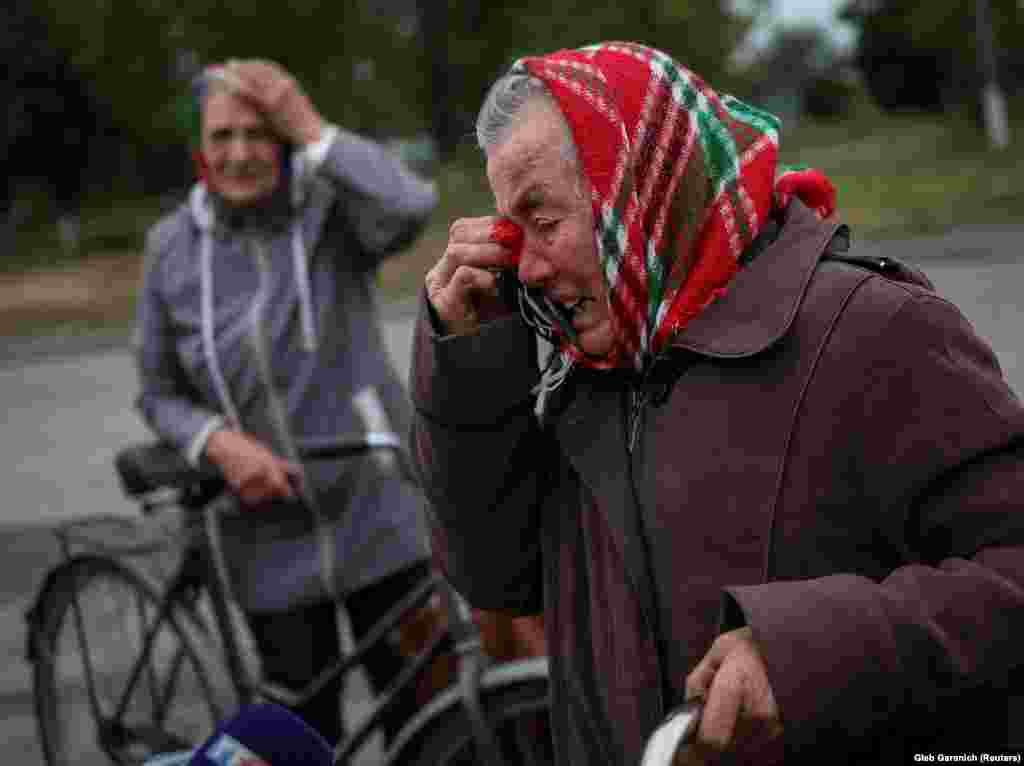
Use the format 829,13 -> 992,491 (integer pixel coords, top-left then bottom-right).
98,561 -> 205,752
28,441 -> 544,765
190,503 -> 516,765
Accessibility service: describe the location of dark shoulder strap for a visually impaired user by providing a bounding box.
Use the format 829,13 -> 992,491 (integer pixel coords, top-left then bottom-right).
819,224 -> 935,290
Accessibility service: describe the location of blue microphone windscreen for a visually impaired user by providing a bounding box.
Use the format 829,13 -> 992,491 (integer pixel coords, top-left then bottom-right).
142,704 -> 334,766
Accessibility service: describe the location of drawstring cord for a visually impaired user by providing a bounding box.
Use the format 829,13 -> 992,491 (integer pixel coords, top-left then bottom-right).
290,221 -> 318,352
196,188 -> 241,428
195,183 -> 319,430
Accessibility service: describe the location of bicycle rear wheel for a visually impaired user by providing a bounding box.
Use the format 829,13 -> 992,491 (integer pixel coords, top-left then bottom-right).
30,555 -> 231,766
390,678 -> 554,766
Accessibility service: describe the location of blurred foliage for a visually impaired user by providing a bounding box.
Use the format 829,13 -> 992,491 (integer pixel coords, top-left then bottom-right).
869,1 -> 1023,66
744,24 -> 839,85
842,0 -> 1024,110
30,0 -> 430,144
27,0 -> 760,159
803,76 -> 858,120
729,22 -> 864,124
779,91 -> 1024,238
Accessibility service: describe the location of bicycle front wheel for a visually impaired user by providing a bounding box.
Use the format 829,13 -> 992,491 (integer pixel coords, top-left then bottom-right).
30,555 -> 230,766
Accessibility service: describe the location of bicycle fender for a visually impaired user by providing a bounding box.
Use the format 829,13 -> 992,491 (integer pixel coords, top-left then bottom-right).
23,553 -> 167,664
23,553 -> 96,664
381,656 -> 550,765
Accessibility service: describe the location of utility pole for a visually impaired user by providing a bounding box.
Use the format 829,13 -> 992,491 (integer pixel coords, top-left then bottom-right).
975,0 -> 1011,148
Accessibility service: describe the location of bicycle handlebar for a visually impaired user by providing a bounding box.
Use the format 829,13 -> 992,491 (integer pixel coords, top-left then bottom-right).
114,440 -> 401,499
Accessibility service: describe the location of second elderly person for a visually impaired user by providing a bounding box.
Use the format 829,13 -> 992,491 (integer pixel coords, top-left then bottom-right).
135,59 -> 437,745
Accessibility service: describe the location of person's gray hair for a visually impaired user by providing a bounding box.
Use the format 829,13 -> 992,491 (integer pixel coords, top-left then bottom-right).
475,72 -> 579,170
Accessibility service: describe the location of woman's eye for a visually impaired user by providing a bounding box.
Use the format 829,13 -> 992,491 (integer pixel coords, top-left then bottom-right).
247,127 -> 275,142
535,218 -> 558,233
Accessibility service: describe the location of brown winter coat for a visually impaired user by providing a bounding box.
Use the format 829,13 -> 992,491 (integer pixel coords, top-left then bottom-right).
409,201 -> 1024,764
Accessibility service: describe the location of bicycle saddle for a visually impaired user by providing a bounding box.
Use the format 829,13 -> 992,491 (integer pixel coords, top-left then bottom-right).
115,442 -> 221,497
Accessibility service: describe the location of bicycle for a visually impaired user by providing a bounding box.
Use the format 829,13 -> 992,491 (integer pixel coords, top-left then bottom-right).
25,440 -> 553,766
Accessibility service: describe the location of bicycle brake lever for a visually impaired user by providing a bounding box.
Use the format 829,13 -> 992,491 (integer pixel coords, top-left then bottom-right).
639,698 -> 704,766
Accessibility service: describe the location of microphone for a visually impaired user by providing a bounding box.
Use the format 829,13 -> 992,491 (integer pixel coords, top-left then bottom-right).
143,704 -> 333,766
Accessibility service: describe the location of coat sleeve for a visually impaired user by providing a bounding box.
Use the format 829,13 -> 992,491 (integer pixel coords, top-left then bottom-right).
315,128 -> 438,261
134,221 -> 224,461
408,294 -> 553,614
724,291 -> 1024,749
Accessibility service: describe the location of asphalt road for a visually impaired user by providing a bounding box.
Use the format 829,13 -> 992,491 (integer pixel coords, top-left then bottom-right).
0,297 -> 419,764
2,225 -> 1023,763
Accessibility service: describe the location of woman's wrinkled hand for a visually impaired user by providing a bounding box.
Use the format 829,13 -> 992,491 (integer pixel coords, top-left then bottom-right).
204,428 -> 302,507
225,58 -> 325,147
425,216 -> 521,336
678,626 -> 784,764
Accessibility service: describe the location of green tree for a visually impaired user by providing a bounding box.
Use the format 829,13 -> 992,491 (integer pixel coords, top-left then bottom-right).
32,0 -> 430,147
843,0 -> 1023,110
423,0 -> 762,156
31,0 -> 761,170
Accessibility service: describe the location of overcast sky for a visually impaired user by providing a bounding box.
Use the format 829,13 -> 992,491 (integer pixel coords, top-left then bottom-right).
773,0 -> 847,25
749,0 -> 857,51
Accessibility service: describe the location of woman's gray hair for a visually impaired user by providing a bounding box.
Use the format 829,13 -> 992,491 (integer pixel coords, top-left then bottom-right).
476,72 -> 579,169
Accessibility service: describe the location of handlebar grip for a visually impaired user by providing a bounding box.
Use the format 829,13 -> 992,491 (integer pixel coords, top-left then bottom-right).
639,699 -> 703,766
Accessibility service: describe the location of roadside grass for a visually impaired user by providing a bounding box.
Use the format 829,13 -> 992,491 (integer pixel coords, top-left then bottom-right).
778,95 -> 1024,239
2,97 -> 1022,339
379,142 -> 493,301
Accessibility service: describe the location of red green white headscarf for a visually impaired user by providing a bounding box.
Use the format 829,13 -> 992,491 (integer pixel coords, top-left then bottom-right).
509,42 -> 835,374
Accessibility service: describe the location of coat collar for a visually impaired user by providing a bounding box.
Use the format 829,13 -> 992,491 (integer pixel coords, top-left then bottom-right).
672,199 -> 845,358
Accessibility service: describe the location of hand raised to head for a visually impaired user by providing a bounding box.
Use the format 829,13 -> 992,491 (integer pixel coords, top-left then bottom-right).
224,58 -> 325,146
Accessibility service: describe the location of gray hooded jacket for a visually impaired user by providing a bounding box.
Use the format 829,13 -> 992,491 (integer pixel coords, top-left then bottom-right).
135,126 -> 437,612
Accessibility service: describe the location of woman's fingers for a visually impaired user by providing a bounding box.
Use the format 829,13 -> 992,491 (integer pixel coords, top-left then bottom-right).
238,463 -> 297,506
433,238 -> 507,281
224,59 -> 323,145
431,265 -> 500,336
234,452 -> 301,506
279,460 -> 304,499
450,263 -> 499,302
679,627 -> 784,763
697,661 -> 744,752
426,216 -> 522,334
205,430 -> 302,506
449,216 -> 521,267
